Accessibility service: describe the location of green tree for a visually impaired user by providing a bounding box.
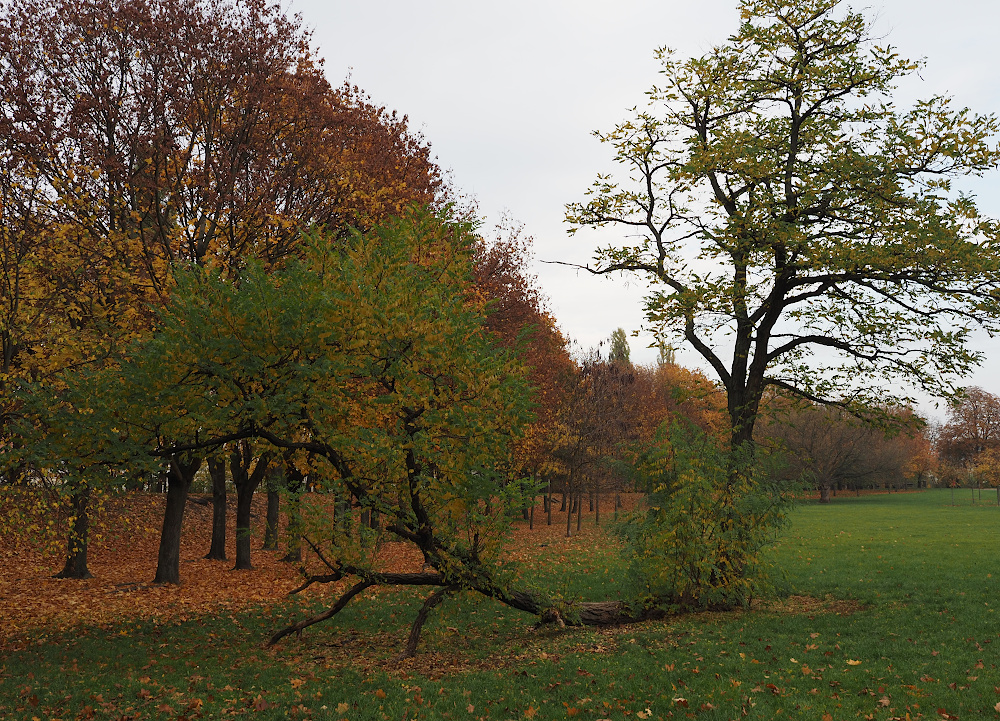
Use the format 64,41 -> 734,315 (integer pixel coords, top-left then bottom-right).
567,0 -> 1000,452
608,327 -> 631,365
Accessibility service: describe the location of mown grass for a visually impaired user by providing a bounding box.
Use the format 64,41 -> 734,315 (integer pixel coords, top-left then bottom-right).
2,489 -> 999,720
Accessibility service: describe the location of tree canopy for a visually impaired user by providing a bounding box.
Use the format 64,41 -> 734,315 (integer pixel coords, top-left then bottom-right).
567,0 -> 1000,448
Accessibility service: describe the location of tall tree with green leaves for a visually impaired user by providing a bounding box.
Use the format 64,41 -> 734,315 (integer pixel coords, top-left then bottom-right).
567,0 -> 1000,452
608,327 -> 631,365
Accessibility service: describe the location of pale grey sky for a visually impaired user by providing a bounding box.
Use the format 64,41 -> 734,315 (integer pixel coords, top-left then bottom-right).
288,0 -> 1000,417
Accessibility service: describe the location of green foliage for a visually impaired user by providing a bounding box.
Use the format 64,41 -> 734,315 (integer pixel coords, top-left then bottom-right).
568,0 -> 1000,439
617,423 -> 792,610
10,206 -> 535,582
608,327 -> 631,365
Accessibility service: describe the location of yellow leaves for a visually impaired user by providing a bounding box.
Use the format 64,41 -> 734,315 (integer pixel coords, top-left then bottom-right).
336,702 -> 350,713
846,658 -> 862,666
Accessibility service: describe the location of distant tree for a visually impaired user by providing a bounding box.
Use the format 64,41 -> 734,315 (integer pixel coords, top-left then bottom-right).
937,387 -> 1000,468
760,403 -> 922,502
609,328 -> 631,365
567,0 -> 1000,456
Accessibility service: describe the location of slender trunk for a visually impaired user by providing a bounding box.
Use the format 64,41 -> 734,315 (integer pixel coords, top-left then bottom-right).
595,483 -> 600,527
281,465 -> 304,563
576,490 -> 582,533
263,464 -> 285,550
55,483 -> 92,580
154,456 -> 202,584
529,502 -> 535,530
565,481 -> 572,538
204,456 -> 227,560
230,445 -> 272,571
263,489 -> 280,549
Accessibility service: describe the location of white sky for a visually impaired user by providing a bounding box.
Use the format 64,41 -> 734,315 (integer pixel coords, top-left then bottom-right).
288,0 -> 1000,419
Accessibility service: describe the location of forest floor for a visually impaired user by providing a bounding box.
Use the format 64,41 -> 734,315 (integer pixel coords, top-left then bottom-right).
0,490 -> 642,640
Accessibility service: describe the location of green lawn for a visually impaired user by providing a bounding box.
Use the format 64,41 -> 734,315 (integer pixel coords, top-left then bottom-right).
2,489 -> 999,720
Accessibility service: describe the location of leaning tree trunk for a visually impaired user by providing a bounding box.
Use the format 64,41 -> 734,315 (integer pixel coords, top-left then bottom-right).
153,456 -> 203,584
55,482 -> 93,580
204,456 -> 228,560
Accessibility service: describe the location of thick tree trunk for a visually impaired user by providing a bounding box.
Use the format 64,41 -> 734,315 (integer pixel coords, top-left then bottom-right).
204,456 -> 227,560
819,483 -> 832,503
154,456 -> 202,584
55,483 -> 92,580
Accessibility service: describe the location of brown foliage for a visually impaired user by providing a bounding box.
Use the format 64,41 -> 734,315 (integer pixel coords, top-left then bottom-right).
937,387 -> 1000,466
758,402 -> 929,500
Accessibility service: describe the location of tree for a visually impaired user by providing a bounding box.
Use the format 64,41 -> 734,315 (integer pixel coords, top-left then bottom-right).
937,387 -> 1000,467
567,0 -> 1000,453
0,0 -> 443,579
759,402 -> 922,502
609,328 -> 631,365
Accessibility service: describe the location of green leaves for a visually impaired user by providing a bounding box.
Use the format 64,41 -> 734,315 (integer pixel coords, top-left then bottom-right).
569,0 -> 1000,437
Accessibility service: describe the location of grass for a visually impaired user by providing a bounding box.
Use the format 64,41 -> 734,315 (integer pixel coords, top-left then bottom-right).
2,489 -> 999,720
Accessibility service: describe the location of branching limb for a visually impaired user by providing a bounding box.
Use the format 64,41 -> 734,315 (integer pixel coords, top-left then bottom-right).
267,579 -> 373,646
394,584 -> 460,661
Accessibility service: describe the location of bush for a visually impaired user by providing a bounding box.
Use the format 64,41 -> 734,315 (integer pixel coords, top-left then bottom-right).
616,422 -> 792,611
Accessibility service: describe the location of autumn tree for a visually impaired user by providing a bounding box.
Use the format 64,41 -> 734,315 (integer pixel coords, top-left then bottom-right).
471,218 -> 574,519
759,403 -> 924,502
937,387 -> 1000,468
567,0 -> 1000,454
0,0 -> 442,578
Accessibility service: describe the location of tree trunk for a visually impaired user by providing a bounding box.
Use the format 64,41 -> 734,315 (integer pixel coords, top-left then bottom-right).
281,465 -> 305,563
230,445 -> 272,571
263,488 -> 280,549
204,456 -> 227,560
819,483 -> 832,503
565,482 -> 573,537
55,483 -> 92,580
154,456 -> 202,584
576,490 -> 582,532
263,463 -> 283,551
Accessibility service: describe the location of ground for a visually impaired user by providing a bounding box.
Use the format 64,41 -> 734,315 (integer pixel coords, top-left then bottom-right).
2,489 -> 999,720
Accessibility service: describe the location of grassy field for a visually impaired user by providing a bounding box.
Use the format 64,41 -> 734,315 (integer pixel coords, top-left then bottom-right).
2,489 -> 999,720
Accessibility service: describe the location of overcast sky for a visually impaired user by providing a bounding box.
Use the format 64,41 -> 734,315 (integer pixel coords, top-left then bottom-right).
288,0 -> 1000,419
